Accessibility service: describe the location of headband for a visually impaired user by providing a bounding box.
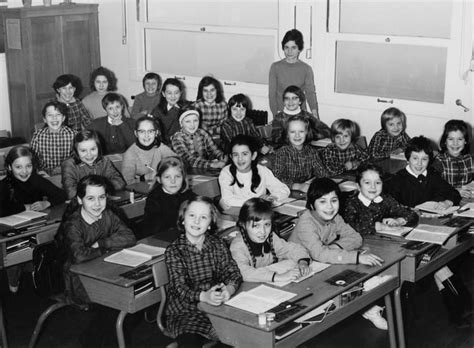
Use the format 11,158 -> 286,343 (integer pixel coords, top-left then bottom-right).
179,110 -> 200,126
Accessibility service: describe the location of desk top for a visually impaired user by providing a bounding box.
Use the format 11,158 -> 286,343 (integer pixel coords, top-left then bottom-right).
70,236 -> 169,288
200,240 -> 405,331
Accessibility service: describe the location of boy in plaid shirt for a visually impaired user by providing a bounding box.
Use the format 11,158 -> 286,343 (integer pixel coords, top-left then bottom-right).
322,119 -> 369,176
368,107 -> 410,160
171,108 -> 227,169
30,101 -> 76,175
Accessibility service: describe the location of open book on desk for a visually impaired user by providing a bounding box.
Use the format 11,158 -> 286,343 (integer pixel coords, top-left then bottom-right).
415,201 -> 459,216
404,224 -> 457,245
104,244 -> 166,267
273,200 -> 307,217
266,259 -> 331,287
376,226 -> 413,238
225,284 -> 296,314
0,210 -> 47,227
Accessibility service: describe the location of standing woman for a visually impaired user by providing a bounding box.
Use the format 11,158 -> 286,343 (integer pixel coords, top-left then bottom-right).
269,29 -> 319,119
0,146 -> 66,293
121,116 -> 176,185
82,66 -> 119,119
53,74 -> 92,132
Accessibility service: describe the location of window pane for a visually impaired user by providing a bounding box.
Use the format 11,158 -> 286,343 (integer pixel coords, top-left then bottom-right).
146,29 -> 274,84
147,1 -> 278,29
339,1 -> 452,38
335,41 -> 447,104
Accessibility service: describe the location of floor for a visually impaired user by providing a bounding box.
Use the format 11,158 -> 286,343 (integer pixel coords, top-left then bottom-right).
1,252 -> 472,348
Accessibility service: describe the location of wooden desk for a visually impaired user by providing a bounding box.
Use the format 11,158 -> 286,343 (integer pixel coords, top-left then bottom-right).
200,243 -> 405,348
365,218 -> 473,348
70,236 -> 169,348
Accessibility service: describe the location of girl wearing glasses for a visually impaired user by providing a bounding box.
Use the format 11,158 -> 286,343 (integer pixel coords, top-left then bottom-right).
121,116 -> 176,185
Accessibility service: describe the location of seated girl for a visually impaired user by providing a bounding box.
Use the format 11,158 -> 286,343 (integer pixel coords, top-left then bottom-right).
230,198 -> 310,283
218,135 -> 289,211
140,156 -> 195,241
272,85 -> 330,148
322,119 -> 369,177
171,108 -> 227,169
368,107 -> 410,160
0,146 -> 66,293
165,196 -> 242,346
30,100 -> 76,175
52,74 -> 92,132
434,119 -> 473,200
121,116 -> 176,185
131,72 -> 162,119
220,93 -> 270,155
88,92 -> 136,154
57,175 -> 136,304
61,130 -> 126,199
151,78 -> 188,145
343,163 -> 418,235
273,115 -> 328,192
289,178 -> 387,330
193,76 -> 227,138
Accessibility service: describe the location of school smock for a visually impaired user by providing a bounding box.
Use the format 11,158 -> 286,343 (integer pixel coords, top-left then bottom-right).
434,152 -> 474,188
61,208 -> 136,304
0,173 -> 67,217
165,233 -> 242,339
342,193 -> 419,235
322,143 -> 370,176
220,117 -> 263,154
140,186 -> 196,241
229,231 -> 309,282
218,164 -> 290,208
61,99 -> 92,132
273,144 -> 328,188
61,157 -> 126,199
151,104 -> 182,145
131,92 -> 160,119
121,142 -> 176,184
386,167 -> 461,208
193,99 -> 227,137
368,129 -> 410,160
88,117 -> 136,155
289,210 -> 362,264
268,59 -> 319,117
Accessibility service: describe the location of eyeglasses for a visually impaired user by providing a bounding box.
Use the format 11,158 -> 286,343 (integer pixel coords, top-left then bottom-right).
137,129 -> 156,135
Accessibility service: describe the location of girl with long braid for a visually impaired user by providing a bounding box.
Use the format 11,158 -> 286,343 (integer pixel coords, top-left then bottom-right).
218,134 -> 289,211
230,198 -> 311,283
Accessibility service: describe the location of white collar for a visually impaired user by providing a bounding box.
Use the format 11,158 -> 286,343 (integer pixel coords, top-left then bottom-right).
406,165 -> 427,178
167,103 -> 180,111
283,107 -> 301,115
358,192 -> 383,207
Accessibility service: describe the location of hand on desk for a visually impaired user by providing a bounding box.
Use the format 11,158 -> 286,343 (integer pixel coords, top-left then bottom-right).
380,218 -> 407,227
458,187 -> 472,199
201,284 -> 232,306
297,260 -> 311,277
25,200 -> 51,212
359,253 -> 384,267
433,200 -> 453,210
274,268 -> 302,283
210,160 -> 227,169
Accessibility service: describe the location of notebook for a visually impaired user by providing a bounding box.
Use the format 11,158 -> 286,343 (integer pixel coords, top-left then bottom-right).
415,201 -> 459,216
266,260 -> 331,287
104,244 -> 166,267
0,210 -> 47,227
225,285 -> 296,314
404,224 -> 457,245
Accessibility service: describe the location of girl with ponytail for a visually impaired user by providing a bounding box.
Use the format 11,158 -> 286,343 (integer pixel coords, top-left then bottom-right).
229,198 -> 310,283
218,134 -> 290,210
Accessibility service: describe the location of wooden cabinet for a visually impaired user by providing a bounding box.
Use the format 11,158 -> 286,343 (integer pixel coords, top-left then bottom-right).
2,4 -> 100,141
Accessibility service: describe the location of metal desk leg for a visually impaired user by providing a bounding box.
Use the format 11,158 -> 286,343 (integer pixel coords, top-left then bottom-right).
0,300 -> 7,348
384,294 -> 396,348
394,287 -> 406,348
116,310 -> 127,348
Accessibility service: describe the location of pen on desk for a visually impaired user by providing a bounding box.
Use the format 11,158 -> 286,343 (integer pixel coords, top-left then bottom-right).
457,207 -> 470,214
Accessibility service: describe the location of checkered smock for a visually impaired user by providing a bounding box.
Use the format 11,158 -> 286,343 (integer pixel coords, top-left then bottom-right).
434,152 -> 473,188
165,233 -> 242,339
65,100 -> 93,132
221,117 -> 263,153
322,143 -> 370,176
194,100 -> 227,137
273,144 -> 328,187
30,126 -> 76,173
171,128 -> 225,169
368,129 -> 410,160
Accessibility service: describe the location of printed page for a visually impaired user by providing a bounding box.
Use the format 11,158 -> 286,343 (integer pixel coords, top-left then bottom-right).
104,249 -> 152,267
0,210 -> 47,226
225,291 -> 281,314
249,284 -> 296,303
415,201 -> 459,216
454,203 -> 474,218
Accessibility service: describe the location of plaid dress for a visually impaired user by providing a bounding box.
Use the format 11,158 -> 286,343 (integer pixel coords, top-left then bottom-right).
273,144 -> 328,187
322,143 -> 370,176
368,129 -> 410,160
64,99 -> 92,132
30,126 -> 76,173
434,152 -> 473,188
221,117 -> 263,153
165,233 -> 242,338
171,128 -> 225,169
194,100 -> 227,137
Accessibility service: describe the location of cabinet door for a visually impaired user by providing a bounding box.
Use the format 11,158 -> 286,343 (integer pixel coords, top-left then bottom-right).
62,12 -> 100,96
